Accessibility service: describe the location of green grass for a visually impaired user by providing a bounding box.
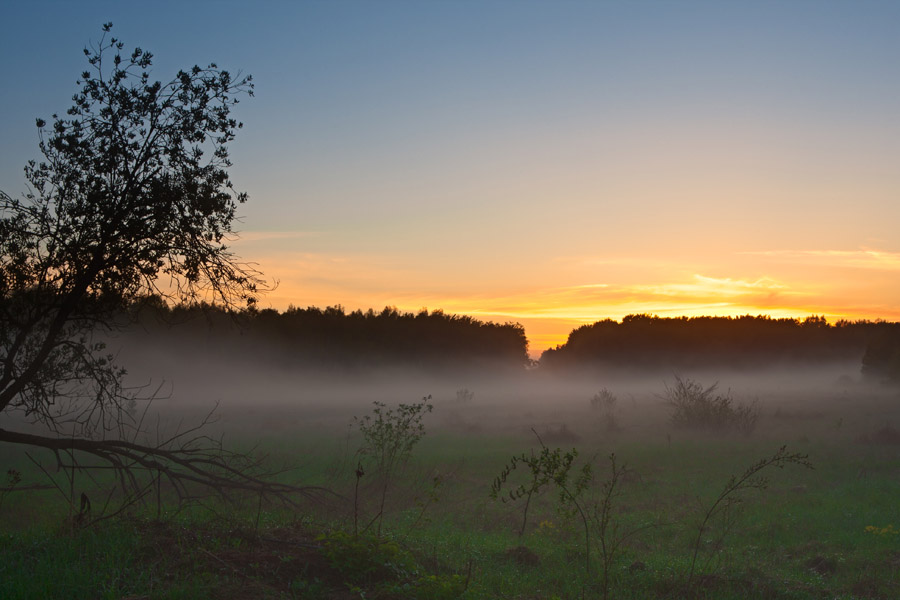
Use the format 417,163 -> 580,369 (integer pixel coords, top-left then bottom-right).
2,385 -> 899,599
0,522 -> 144,599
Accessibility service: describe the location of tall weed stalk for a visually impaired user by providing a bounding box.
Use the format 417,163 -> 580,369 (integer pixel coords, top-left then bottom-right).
687,445 -> 814,584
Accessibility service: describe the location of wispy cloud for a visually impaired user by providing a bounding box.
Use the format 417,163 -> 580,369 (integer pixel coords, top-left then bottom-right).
631,275 -> 794,299
744,248 -> 900,271
386,275 -> 800,323
248,247 -> 900,356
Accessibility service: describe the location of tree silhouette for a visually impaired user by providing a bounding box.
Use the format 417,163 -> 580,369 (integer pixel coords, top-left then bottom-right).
0,24 -> 319,515
861,324 -> 900,382
539,314 -> 890,372
120,299 -> 529,376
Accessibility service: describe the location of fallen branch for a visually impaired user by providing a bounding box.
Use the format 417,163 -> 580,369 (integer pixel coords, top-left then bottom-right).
0,426 -> 336,512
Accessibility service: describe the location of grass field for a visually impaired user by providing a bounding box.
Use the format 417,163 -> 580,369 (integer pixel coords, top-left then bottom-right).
1,369 -> 898,599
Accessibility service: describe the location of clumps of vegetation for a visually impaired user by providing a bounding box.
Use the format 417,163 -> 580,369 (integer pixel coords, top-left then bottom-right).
455,388 -> 475,403
540,313 -> 896,371
537,422 -> 580,443
864,524 -> 899,537
861,325 -> 900,383
317,529 -> 414,583
318,529 -> 467,598
590,388 -> 621,432
590,388 -> 617,411
664,375 -> 760,434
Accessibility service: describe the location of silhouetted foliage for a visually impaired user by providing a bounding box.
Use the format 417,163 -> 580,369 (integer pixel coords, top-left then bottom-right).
540,314 -> 894,372
664,376 -> 759,434
1,23 -> 259,431
861,324 -> 900,383
127,301 -> 530,372
0,25 -> 320,513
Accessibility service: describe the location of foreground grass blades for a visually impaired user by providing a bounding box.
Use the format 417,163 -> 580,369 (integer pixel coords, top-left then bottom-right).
2,381 -> 899,599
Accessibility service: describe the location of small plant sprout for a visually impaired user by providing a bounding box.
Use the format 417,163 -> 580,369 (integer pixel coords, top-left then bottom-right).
354,396 -> 433,536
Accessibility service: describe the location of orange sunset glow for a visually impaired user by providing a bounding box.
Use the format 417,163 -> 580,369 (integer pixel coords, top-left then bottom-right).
236,237 -> 900,357
4,3 -> 899,359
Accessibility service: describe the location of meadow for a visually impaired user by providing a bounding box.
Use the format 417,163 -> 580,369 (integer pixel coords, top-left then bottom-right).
1,366 -> 898,599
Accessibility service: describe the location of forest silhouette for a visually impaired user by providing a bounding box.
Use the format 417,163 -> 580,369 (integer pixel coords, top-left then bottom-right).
541,313 -> 900,377
126,301 -> 899,378
127,300 -> 530,373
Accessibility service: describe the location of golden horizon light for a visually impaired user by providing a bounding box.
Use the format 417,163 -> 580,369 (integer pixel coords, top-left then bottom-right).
238,238 -> 900,359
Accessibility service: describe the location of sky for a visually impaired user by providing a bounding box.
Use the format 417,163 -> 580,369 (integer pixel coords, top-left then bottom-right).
2,1 -> 899,357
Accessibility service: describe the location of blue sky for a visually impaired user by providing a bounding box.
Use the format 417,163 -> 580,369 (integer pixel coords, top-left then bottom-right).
3,1 -> 900,354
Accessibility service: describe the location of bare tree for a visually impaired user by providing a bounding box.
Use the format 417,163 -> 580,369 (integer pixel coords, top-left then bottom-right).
0,24 -> 322,516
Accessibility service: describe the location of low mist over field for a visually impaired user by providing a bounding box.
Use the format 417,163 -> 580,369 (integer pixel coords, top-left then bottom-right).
6,300 -> 896,453
94,307 -> 897,446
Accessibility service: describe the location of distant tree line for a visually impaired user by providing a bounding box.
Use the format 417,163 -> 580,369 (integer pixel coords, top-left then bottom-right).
539,314 -> 900,376
122,303 -> 900,379
861,323 -> 900,382
126,299 -> 530,372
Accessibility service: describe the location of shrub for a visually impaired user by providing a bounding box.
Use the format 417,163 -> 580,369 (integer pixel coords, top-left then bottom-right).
318,530 -> 467,598
490,438 -> 590,539
455,388 -> 474,403
590,388 -> 617,411
664,376 -> 759,434
319,529 -> 413,584
354,397 -> 433,535
590,388 -> 621,432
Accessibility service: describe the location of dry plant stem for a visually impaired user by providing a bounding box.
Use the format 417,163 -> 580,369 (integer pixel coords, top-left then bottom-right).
519,429 -> 543,537
592,454 -> 660,600
353,461 -> 364,537
596,454 -> 621,600
377,477 -> 390,537
399,475 -> 442,542
0,426 -> 332,515
519,488 -> 535,538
